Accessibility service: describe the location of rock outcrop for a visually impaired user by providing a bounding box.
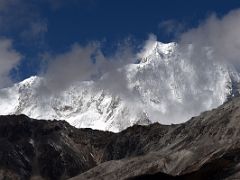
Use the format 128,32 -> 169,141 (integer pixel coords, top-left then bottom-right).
2,97 -> 240,179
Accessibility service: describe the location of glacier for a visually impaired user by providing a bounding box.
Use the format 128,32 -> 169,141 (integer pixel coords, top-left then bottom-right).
0,40 -> 239,132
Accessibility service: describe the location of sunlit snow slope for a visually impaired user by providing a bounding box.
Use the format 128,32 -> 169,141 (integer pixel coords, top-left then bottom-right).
0,41 -> 239,132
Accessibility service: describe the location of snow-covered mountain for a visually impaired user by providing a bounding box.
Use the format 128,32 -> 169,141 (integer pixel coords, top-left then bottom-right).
0,41 -> 239,132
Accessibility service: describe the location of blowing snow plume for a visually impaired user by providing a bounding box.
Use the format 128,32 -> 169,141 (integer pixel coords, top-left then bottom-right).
39,8 -> 240,124
1,9 -> 240,132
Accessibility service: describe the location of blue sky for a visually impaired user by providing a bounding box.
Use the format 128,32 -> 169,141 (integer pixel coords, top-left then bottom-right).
1,0 -> 240,82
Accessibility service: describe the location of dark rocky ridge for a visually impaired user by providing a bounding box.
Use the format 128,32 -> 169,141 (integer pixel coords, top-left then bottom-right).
2,97 -> 240,179
0,115 -> 113,180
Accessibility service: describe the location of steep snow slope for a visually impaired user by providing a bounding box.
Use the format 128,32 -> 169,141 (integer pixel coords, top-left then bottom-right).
0,41 -> 239,132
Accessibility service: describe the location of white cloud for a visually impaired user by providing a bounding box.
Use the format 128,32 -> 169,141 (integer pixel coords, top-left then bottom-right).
179,9 -> 240,68
43,43 -> 100,92
37,39 -> 136,98
0,5 -> 239,126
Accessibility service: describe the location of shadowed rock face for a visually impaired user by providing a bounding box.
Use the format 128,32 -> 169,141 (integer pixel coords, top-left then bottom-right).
2,97 -> 240,179
128,148 -> 240,180
0,115 -> 113,180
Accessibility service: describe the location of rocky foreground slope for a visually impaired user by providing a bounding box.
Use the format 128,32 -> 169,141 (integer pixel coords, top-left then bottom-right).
2,97 -> 240,179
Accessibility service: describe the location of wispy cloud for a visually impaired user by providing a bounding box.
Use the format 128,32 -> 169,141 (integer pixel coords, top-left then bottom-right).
20,20 -> 48,43
0,38 -> 22,88
0,0 -> 47,42
159,19 -> 186,38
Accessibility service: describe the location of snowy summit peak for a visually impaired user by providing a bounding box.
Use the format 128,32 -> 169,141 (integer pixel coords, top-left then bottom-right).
0,40 -> 239,132
138,41 -> 177,63
18,76 -> 41,86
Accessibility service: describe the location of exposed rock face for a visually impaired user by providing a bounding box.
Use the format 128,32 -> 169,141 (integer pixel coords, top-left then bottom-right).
2,97 -> 240,179
0,115 -> 113,180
